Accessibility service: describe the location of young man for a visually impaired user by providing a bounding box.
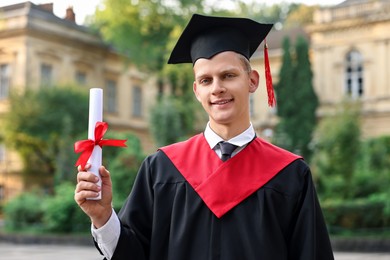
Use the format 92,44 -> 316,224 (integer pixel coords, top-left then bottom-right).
75,14 -> 334,260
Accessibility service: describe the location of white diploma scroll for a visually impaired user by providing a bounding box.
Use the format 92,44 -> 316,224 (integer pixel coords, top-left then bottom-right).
87,88 -> 103,200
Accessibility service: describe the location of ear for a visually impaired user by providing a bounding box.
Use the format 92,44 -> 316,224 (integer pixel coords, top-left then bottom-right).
249,69 -> 260,93
193,81 -> 201,102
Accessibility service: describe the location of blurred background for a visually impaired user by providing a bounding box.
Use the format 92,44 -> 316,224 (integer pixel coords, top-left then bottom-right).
0,0 -> 389,258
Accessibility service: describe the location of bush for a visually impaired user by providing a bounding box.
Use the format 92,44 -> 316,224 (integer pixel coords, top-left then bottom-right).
312,101 -> 361,200
322,194 -> 390,233
44,182 -> 90,233
348,136 -> 390,199
3,191 -> 45,232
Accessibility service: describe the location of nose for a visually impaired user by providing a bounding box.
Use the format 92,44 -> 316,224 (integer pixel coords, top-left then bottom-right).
211,78 -> 225,95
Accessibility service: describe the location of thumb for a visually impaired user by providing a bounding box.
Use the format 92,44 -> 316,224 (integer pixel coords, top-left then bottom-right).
99,166 -> 112,183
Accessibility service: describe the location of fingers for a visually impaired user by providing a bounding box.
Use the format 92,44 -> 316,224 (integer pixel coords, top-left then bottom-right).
75,180 -> 101,193
75,164 -> 101,203
77,163 -> 91,173
75,165 -> 112,206
77,171 -> 99,183
74,189 -> 100,205
99,166 -> 110,178
75,177 -> 100,201
77,163 -> 98,183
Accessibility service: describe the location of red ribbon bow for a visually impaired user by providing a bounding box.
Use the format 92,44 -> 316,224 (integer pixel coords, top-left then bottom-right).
74,121 -> 127,170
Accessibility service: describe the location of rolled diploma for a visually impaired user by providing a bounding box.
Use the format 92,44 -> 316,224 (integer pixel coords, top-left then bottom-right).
87,88 -> 103,200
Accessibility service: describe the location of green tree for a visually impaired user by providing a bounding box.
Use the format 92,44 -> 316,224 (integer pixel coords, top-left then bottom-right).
1,86 -> 89,190
150,96 -> 186,147
312,101 -> 361,200
275,36 -> 318,161
93,0 -> 172,72
92,0 -> 206,72
291,36 -> 318,160
283,4 -> 317,28
274,37 -> 295,150
103,132 -> 145,209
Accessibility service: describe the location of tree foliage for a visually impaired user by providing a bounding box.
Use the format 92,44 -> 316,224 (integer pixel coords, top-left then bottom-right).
103,131 -> 145,209
150,96 -> 187,147
275,36 -> 318,161
312,101 -> 361,200
4,183 -> 91,233
283,4 -> 317,28
3,190 -> 45,231
93,0 -> 172,71
1,86 -> 89,190
44,182 -> 91,233
275,37 -> 294,121
93,0 -> 206,72
291,36 -> 318,159
312,103 -> 390,231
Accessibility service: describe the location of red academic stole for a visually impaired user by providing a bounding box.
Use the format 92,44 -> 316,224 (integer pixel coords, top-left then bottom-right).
160,134 -> 302,218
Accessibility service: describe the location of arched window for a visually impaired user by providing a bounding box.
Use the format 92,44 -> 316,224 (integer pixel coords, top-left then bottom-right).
345,50 -> 364,98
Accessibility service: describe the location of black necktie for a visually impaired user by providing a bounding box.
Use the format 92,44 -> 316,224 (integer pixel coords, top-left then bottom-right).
219,141 -> 238,162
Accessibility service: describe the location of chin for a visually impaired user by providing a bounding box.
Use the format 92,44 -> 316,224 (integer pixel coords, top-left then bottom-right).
210,117 -> 234,126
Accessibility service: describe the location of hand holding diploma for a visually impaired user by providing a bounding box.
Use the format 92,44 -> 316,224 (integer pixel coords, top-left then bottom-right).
74,88 -> 126,199
75,164 -> 114,228
74,88 -> 126,226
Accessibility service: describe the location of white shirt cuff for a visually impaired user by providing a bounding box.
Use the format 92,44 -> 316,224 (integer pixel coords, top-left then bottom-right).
91,208 -> 120,260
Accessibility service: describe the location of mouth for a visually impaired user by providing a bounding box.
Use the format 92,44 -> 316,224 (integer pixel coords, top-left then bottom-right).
210,98 -> 234,105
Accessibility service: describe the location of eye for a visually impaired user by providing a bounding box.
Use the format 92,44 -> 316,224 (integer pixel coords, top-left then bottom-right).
224,73 -> 236,79
199,77 -> 212,85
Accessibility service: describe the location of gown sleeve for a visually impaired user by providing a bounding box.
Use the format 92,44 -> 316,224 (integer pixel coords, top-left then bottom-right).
110,155 -> 155,260
287,165 -> 334,260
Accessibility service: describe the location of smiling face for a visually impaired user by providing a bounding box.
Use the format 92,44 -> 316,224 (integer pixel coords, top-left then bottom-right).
193,51 -> 259,138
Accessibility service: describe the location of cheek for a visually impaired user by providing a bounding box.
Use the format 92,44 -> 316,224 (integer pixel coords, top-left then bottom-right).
194,91 -> 203,103
194,88 -> 207,103
193,84 -> 205,103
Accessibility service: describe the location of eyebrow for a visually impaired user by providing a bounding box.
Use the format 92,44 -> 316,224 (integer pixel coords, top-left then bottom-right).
195,67 -> 240,81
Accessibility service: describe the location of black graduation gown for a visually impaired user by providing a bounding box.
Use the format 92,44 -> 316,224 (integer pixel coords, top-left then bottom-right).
109,135 -> 334,260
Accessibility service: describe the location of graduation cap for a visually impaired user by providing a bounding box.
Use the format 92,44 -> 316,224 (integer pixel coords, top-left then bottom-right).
168,14 -> 276,107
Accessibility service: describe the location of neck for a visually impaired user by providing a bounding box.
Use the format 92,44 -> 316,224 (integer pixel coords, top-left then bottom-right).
209,121 -> 250,140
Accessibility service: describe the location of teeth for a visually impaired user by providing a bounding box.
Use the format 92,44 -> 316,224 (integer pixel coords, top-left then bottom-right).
214,100 -> 230,105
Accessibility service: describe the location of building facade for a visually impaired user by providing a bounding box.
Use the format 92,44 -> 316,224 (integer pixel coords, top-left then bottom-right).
307,0 -> 390,137
252,0 -> 390,139
0,2 -> 157,203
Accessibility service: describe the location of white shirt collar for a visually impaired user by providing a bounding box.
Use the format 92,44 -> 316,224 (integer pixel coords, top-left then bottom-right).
204,122 -> 256,150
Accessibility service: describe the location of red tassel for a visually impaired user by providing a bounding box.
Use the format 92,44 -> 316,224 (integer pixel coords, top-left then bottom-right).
264,39 -> 276,107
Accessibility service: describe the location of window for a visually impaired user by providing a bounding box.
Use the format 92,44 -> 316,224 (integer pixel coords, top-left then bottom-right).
41,63 -> 53,87
345,50 -> 364,99
75,71 -> 87,86
132,86 -> 143,117
0,64 -> 10,100
106,79 -> 117,113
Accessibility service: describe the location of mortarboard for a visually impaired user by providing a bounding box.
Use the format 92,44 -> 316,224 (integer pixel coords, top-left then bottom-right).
167,14 -> 276,106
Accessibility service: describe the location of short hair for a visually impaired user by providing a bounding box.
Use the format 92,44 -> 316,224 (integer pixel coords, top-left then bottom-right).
237,53 -> 252,74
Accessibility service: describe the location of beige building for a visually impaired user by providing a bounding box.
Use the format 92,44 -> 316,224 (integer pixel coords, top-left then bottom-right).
252,0 -> 390,138
1,0 -> 390,204
0,2 -> 157,203
308,0 -> 390,137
